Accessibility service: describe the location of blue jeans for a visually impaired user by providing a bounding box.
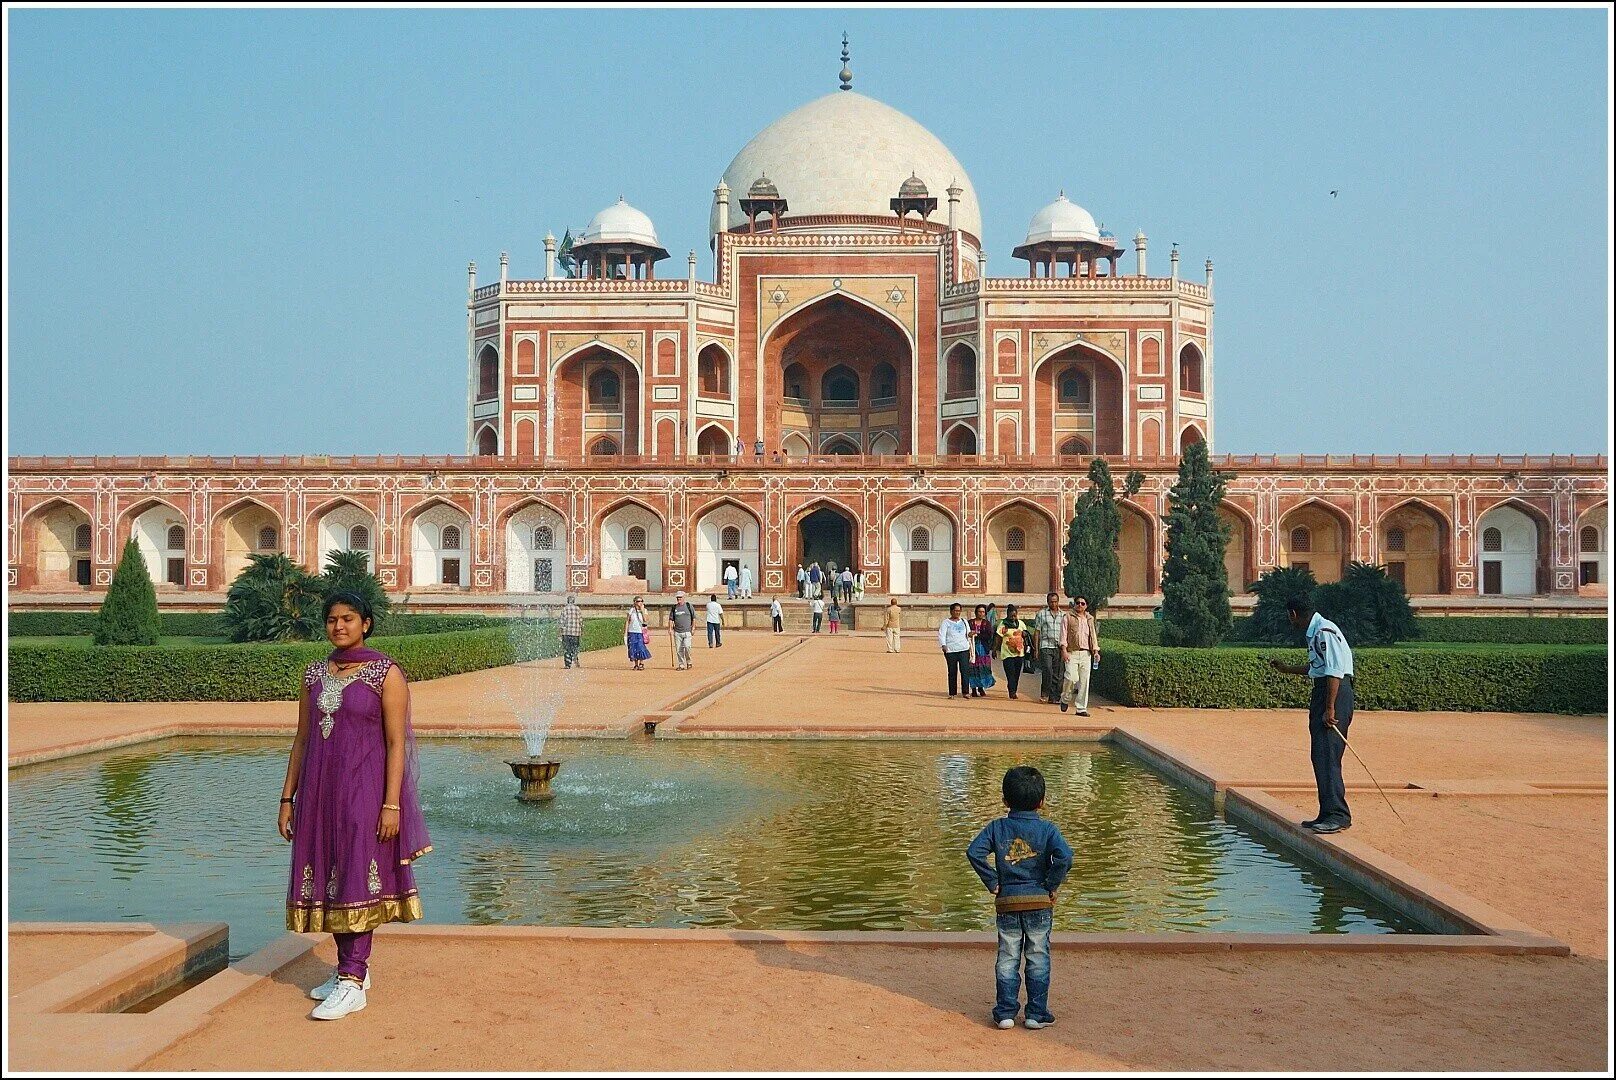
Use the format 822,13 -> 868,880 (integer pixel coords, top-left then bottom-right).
994,908 -> 1053,1023
707,622 -> 722,647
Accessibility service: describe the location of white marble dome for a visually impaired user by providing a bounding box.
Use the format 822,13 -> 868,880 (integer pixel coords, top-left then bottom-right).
580,197 -> 662,247
712,92 -> 981,239
1022,193 -> 1101,246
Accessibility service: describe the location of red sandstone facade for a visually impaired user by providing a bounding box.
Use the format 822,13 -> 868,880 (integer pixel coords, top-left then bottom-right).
6,83 -> 1608,605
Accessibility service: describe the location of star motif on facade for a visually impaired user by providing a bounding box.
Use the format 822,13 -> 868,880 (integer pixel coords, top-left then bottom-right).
769,287 -> 790,308
886,287 -> 905,305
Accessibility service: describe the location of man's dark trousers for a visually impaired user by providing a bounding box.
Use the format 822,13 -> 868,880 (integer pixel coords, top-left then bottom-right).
1309,675 -> 1355,825
945,649 -> 970,696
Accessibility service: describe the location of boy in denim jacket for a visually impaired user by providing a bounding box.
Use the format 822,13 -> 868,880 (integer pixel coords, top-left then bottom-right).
965,766 -> 1074,1029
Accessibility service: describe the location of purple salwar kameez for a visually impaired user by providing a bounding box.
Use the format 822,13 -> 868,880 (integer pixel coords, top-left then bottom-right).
286,652 -> 430,966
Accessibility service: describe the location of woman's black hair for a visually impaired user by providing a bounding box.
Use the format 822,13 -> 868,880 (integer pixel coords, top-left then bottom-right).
323,590 -> 375,639
1005,603 -> 1019,620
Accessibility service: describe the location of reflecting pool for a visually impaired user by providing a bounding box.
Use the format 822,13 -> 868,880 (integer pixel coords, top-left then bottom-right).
7,737 -> 1423,957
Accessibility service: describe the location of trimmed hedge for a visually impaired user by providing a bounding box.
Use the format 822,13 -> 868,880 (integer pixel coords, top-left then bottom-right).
7,610 -> 556,639
8,618 -> 623,702
1094,639 -> 1606,714
1410,616 -> 1606,645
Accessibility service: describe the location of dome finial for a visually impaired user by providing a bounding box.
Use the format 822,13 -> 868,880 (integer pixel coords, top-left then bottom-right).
839,32 -> 852,91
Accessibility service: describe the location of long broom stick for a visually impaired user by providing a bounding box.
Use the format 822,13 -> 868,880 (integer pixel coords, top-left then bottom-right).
1328,722 -> 1406,825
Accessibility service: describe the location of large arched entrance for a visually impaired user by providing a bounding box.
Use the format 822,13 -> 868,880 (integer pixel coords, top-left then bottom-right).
889,502 -> 955,595
984,501 -> 1057,595
794,504 -> 857,577
1279,500 -> 1349,584
765,295 -> 913,455
1033,343 -> 1125,455
1379,501 -> 1450,594
25,501 -> 94,589
552,345 -> 641,458
1476,502 -> 1546,595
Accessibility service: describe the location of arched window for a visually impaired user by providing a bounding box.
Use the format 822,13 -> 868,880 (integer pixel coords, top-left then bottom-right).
822,366 -> 859,405
872,363 -> 897,401
476,426 -> 498,455
478,345 -> 499,398
588,369 -> 621,407
73,523 -> 92,551
534,524 -> 555,550
823,437 -> 860,455
626,525 -> 648,550
1006,526 -> 1026,552
1386,526 -> 1406,552
946,426 -> 977,455
257,526 -> 278,551
1057,436 -> 1091,456
910,526 -> 932,552
698,348 -> 730,396
589,436 -> 620,456
1290,527 -> 1312,553
1180,344 -> 1204,395
166,524 -> 186,550
1058,369 -> 1092,407
783,363 -> 808,402
1482,527 -> 1502,553
945,346 -> 976,398
870,432 -> 899,457
349,524 -> 371,550
1582,525 -> 1600,552
697,427 -> 730,456
441,525 -> 462,550
720,525 -> 742,551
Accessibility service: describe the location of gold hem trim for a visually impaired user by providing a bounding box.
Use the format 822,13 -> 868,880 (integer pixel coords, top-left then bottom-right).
287,894 -> 424,933
400,844 -> 433,866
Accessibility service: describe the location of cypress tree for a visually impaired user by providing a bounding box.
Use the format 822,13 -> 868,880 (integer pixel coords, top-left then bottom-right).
1159,441 -> 1234,647
94,538 -> 162,645
1062,458 -> 1145,611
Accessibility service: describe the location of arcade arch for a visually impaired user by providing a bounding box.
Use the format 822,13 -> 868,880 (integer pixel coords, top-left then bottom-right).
1033,342 -> 1125,455
1379,501 -> 1449,594
1476,503 -> 1545,596
889,502 -> 954,595
553,344 -> 641,458
216,500 -> 282,586
504,502 -> 567,593
27,501 -> 93,589
695,501 -> 761,594
1278,501 -> 1349,584
409,501 -> 471,588
129,502 -> 189,589
600,502 -> 664,590
985,502 -> 1056,595
314,501 -> 377,571
1578,504 -> 1607,588
764,295 -> 913,455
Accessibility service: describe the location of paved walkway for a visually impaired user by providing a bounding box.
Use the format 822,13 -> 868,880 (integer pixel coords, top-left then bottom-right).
6,629 -> 1609,1071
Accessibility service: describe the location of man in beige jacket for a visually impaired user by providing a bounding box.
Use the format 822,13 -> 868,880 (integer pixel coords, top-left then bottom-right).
883,597 -> 903,653
1060,596 -> 1100,716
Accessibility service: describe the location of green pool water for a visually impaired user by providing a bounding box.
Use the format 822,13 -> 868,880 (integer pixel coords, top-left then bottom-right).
6,737 -> 1424,957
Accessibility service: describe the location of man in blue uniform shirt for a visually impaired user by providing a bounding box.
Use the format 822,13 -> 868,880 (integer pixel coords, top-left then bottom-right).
1269,596 -> 1355,834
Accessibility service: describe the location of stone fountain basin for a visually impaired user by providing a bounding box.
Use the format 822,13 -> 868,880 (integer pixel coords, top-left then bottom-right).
506,757 -> 562,802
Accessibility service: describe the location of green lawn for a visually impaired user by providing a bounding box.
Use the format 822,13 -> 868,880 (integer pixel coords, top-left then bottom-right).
9,635 -> 231,648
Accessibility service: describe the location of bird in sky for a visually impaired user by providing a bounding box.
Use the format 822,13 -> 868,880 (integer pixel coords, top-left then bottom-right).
1330,190 -> 1339,198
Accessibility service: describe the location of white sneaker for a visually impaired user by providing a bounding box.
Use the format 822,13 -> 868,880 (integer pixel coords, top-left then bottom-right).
1024,1017 -> 1056,1030
309,978 -> 367,1020
996,1018 -> 1016,1029
309,969 -> 370,999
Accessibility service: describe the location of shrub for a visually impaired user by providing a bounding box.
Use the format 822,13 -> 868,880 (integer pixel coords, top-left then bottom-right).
1247,565 -> 1319,645
320,549 -> 392,628
223,553 -> 326,642
1312,561 -> 1418,646
1062,459 -> 1145,612
9,617 -> 624,702
1159,442 -> 1234,647
1093,639 -> 1605,714
1411,616 -> 1605,645
94,540 -> 161,646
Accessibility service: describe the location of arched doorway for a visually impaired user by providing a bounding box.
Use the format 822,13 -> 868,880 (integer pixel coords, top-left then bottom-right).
695,502 -> 761,593
553,345 -> 641,458
314,501 -> 376,572
764,295 -> 913,455
696,425 -> 731,457
1279,501 -> 1348,584
1034,342 -> 1125,455
215,500 -> 282,587
1218,504 -> 1253,593
889,503 -> 955,595
1117,503 -> 1154,594
27,502 -> 93,589
1179,425 -> 1204,454
600,503 -> 664,590
794,504 -> 856,577
504,502 -> 566,593
1578,504 -> 1607,588
1476,503 -> 1545,595
944,424 -> 977,456
409,501 -> 471,587
1380,501 -> 1449,594
129,502 -> 188,589
985,502 -> 1056,595
475,425 -> 499,456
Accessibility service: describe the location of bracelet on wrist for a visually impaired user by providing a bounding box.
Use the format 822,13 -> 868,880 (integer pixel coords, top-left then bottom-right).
280,797 -> 294,805
381,803 -> 401,811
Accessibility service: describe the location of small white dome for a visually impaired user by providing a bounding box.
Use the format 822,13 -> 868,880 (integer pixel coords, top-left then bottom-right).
580,197 -> 662,247
1022,193 -> 1100,246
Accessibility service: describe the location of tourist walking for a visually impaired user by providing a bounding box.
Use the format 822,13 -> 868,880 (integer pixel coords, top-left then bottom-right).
883,596 -> 903,653
706,594 -> 725,648
559,593 -> 584,669
739,563 -> 754,599
965,766 -> 1073,1030
280,590 -> 430,1021
770,596 -> 784,634
938,601 -> 972,699
811,594 -> 825,633
1059,597 -> 1099,716
840,566 -> 854,603
625,597 -> 652,670
967,604 -> 997,697
828,597 -> 841,634
809,562 -> 823,600
796,564 -> 807,599
853,569 -> 866,601
668,591 -> 697,670
1268,596 -> 1357,834
724,563 -> 739,600
996,604 -> 1029,700
1032,593 -> 1066,705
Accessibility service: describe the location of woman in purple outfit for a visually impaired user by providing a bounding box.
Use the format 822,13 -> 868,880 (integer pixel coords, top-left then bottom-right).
278,590 -> 431,1021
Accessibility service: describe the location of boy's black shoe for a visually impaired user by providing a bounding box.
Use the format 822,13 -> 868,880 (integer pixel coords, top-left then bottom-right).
1308,820 -> 1351,834
1059,701 -> 1069,712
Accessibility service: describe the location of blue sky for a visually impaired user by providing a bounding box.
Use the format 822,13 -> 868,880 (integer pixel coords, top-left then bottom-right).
6,7 -> 1609,455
